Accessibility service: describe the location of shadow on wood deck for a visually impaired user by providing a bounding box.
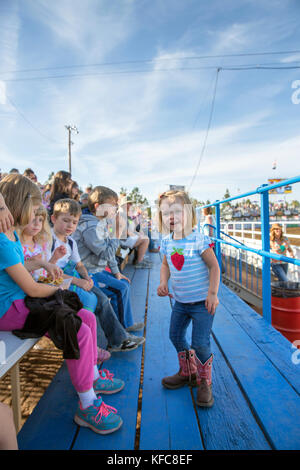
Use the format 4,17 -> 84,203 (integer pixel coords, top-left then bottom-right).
18,253 -> 300,451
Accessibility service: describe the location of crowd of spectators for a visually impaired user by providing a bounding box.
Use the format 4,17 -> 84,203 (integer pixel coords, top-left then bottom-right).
221,200 -> 299,221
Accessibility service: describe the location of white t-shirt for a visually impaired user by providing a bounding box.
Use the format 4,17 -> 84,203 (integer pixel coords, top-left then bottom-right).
51,230 -> 81,269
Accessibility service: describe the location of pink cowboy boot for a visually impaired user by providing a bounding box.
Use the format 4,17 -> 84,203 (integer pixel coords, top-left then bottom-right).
195,354 -> 214,407
162,349 -> 198,389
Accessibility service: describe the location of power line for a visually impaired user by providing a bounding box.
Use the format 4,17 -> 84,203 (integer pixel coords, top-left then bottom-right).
1,49 -> 300,75
188,68 -> 220,192
1,62 -> 300,83
5,94 -> 64,145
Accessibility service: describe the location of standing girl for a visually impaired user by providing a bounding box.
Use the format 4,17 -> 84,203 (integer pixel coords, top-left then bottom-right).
270,223 -> 294,282
0,174 -> 123,434
157,190 -> 220,407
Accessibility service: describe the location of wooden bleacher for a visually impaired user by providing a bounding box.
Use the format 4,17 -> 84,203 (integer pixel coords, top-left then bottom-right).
17,252 -> 300,450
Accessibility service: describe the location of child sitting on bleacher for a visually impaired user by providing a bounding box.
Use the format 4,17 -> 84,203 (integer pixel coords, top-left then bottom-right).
19,200 -> 141,371
0,174 -> 123,435
73,186 -> 144,332
20,204 -> 65,281
50,198 -> 144,352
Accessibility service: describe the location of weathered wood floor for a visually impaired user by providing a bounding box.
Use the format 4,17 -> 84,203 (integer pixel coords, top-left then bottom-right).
18,253 -> 300,450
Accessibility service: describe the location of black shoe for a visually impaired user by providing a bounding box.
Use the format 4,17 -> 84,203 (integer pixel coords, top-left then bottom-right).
108,339 -> 139,352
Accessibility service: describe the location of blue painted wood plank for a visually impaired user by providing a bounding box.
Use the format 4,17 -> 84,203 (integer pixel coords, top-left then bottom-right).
192,338 -> 271,450
219,284 -> 300,394
130,267 -> 149,328
212,301 -> 300,450
18,362 -> 78,450
139,260 -> 204,450
141,254 -> 270,450
72,268 -> 149,450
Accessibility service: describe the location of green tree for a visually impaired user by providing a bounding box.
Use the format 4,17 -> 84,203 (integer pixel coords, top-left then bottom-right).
127,187 -> 148,205
120,187 -> 128,196
222,188 -> 231,208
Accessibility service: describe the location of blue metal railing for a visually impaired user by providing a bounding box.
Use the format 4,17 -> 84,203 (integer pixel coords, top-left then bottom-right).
197,175 -> 300,323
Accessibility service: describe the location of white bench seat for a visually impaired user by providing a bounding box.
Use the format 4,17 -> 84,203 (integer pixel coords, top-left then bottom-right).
0,331 -> 40,431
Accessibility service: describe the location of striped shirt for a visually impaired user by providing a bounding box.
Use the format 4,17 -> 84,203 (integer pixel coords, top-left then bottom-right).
160,230 -> 212,303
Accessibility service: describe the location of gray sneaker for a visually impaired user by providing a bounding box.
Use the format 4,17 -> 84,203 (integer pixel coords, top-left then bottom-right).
134,261 -> 152,269
126,322 -> 145,332
127,334 -> 145,346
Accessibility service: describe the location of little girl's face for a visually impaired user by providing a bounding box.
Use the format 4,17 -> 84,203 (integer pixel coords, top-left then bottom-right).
160,198 -> 190,234
24,214 -> 44,237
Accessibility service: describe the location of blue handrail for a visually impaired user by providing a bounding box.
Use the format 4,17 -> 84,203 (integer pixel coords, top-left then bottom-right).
198,175 -> 300,323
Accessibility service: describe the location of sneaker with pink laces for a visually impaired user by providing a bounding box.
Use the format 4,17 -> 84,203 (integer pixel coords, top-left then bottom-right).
74,397 -> 123,434
94,368 -> 125,394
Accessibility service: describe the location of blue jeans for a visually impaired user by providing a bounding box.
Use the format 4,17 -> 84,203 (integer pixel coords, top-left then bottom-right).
91,286 -> 127,348
90,271 -> 134,329
271,263 -> 289,282
63,262 -> 127,347
169,300 -> 215,363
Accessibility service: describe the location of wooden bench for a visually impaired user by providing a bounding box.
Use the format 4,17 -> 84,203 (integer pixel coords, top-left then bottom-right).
17,253 -> 300,450
0,332 -> 39,432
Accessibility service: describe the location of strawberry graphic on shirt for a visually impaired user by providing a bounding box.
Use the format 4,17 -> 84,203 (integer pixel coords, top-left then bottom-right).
171,248 -> 185,271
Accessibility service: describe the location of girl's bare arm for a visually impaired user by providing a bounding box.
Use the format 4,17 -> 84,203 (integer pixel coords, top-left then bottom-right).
6,263 -> 59,298
201,248 -> 220,314
157,255 -> 171,296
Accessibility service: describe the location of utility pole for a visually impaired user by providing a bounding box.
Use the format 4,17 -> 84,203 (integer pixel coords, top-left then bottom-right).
65,125 -> 79,175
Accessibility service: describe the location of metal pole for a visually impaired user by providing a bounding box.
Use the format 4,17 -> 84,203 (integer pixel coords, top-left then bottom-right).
68,128 -> 72,175
215,201 -> 222,278
260,184 -> 272,323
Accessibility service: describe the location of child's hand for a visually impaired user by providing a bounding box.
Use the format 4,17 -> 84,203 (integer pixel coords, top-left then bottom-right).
157,283 -> 172,298
205,293 -> 219,315
115,272 -> 131,283
52,245 -> 67,261
74,278 -> 93,291
45,263 -> 63,281
87,277 -> 94,289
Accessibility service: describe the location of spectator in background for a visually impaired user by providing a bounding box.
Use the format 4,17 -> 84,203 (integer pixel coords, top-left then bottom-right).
119,199 -> 150,268
270,223 -> 295,282
49,170 -> 72,216
9,168 -> 19,174
80,193 -> 90,214
41,183 -> 52,210
23,168 -> 37,183
202,207 -> 216,238
85,184 -> 93,194
71,181 -> 80,201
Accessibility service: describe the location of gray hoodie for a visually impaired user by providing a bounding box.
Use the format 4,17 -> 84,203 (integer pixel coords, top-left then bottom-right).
73,213 -> 120,275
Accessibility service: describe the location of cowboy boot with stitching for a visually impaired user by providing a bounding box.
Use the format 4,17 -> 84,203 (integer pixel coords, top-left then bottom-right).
162,349 -> 198,389
195,354 -> 214,407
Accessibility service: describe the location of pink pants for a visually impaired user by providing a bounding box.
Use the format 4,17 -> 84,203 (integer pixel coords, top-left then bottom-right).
0,299 -> 97,393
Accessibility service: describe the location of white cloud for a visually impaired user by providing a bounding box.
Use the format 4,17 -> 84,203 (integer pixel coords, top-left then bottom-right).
0,81 -> 6,105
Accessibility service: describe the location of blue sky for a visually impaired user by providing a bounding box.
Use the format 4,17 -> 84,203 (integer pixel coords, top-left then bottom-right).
1,0 -> 300,205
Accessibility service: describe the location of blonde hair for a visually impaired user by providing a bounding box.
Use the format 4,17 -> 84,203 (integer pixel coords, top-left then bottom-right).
0,174 -> 42,228
53,198 -> 82,218
157,190 -> 197,234
20,204 -> 52,246
270,223 -> 284,242
88,186 -> 118,214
